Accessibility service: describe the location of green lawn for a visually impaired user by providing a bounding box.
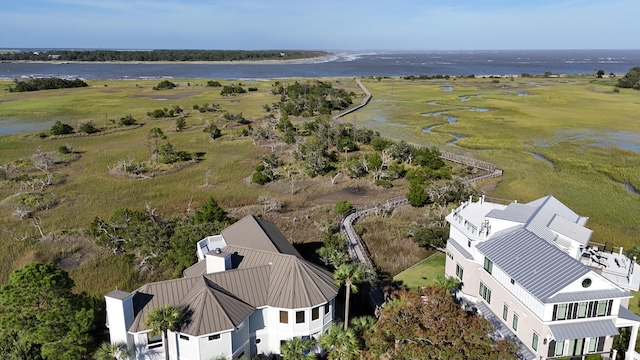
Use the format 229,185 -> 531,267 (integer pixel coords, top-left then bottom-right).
393,252 -> 446,288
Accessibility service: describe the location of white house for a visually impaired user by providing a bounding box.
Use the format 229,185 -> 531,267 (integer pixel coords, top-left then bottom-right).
445,195 -> 640,360
106,215 -> 338,359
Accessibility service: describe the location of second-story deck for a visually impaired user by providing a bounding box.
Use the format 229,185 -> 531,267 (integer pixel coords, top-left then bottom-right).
580,245 -> 640,292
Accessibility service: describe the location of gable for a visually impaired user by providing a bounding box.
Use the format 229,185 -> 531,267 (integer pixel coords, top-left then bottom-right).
477,228 -> 591,303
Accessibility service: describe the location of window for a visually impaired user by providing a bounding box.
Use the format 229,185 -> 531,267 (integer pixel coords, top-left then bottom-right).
555,340 -> 565,356
255,338 -> 261,344
532,332 -> 539,351
568,338 -> 584,356
324,302 -> 330,315
479,282 -> 492,304
455,264 -> 464,280
483,257 -> 493,274
582,278 -> 592,288
577,302 -> 587,318
447,251 -> 453,259
512,313 -> 519,331
179,334 -> 189,341
596,300 -> 608,316
555,300 -> 612,321
510,278 -> 515,285
556,303 -> 567,320
467,240 -> 471,248
502,304 -> 509,321
296,311 -> 305,324
588,337 -> 597,353
280,310 -> 288,324
209,334 -> 220,341
312,306 -> 320,320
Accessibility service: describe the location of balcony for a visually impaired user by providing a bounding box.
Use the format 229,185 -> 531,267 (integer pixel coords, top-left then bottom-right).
580,245 -> 640,292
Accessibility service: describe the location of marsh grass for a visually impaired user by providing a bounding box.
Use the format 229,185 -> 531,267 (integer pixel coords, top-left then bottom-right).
345,77 -> 640,249
1,76 -> 639,297
353,205 -> 434,279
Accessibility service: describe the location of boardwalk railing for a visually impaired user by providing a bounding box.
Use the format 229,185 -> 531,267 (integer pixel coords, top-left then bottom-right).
332,79 -> 372,121
334,79 -> 504,312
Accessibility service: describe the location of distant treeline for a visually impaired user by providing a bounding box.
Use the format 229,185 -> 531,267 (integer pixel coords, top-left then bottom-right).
0,49 -> 330,62
8,78 -> 88,92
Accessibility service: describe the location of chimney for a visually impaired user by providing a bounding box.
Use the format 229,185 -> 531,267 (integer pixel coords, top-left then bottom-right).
105,290 -> 134,349
206,249 -> 232,274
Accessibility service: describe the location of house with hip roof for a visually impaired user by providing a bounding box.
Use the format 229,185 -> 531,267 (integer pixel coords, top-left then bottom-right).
105,215 -> 338,359
444,195 -> 640,360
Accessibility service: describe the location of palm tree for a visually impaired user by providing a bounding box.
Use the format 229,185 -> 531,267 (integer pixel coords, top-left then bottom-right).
319,323 -> 360,360
280,336 -> 316,359
435,274 -> 460,292
93,341 -> 129,360
334,263 -> 365,330
143,304 -> 182,360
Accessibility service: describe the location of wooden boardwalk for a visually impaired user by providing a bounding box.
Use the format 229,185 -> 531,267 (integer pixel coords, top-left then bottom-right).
334,79 -> 504,312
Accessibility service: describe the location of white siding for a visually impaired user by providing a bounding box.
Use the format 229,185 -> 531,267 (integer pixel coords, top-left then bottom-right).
198,331 -> 232,360
491,264 -> 545,319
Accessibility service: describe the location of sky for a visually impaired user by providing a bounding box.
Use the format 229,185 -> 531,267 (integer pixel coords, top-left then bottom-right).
2,0 -> 640,51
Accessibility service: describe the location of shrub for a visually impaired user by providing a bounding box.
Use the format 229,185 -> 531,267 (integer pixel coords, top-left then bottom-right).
58,145 -> 71,154
119,115 -> 137,126
375,179 -> 393,188
153,80 -> 176,90
252,171 -> 269,185
51,121 -> 74,135
207,80 -> 221,87
333,200 -> 353,216
78,121 -> 100,134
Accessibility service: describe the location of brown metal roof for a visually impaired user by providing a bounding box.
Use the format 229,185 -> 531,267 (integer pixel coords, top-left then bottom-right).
221,215 -> 301,257
129,276 -> 254,336
217,246 -> 338,309
126,215 -> 337,336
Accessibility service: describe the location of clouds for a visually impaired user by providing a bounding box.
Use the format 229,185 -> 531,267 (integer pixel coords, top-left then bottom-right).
1,0 -> 638,50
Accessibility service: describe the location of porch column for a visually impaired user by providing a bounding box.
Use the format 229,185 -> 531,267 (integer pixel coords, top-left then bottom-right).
627,323 -> 639,359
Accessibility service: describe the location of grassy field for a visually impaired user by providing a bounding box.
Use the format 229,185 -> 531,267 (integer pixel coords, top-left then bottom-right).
1,76 -> 639,305
393,252 -> 446,288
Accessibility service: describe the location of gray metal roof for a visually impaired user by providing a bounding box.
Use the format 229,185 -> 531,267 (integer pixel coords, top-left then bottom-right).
486,203 -> 536,223
476,228 -> 591,303
448,238 -> 474,260
548,215 -> 592,245
618,306 -> 640,323
474,301 -> 537,360
547,289 -> 632,303
222,215 -> 301,257
524,196 -> 585,243
549,319 -> 619,341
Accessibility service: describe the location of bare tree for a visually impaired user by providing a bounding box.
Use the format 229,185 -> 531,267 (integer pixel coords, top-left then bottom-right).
31,216 -> 45,239
330,172 -> 341,185
31,148 -> 55,185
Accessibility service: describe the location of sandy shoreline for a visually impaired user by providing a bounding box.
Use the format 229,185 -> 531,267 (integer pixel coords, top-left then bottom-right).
3,55 -> 334,66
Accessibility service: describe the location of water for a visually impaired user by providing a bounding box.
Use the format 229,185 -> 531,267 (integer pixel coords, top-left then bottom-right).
3,49 -> 639,80
556,130 -> 640,153
0,117 -> 51,135
447,135 -> 467,146
532,153 -> 554,167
